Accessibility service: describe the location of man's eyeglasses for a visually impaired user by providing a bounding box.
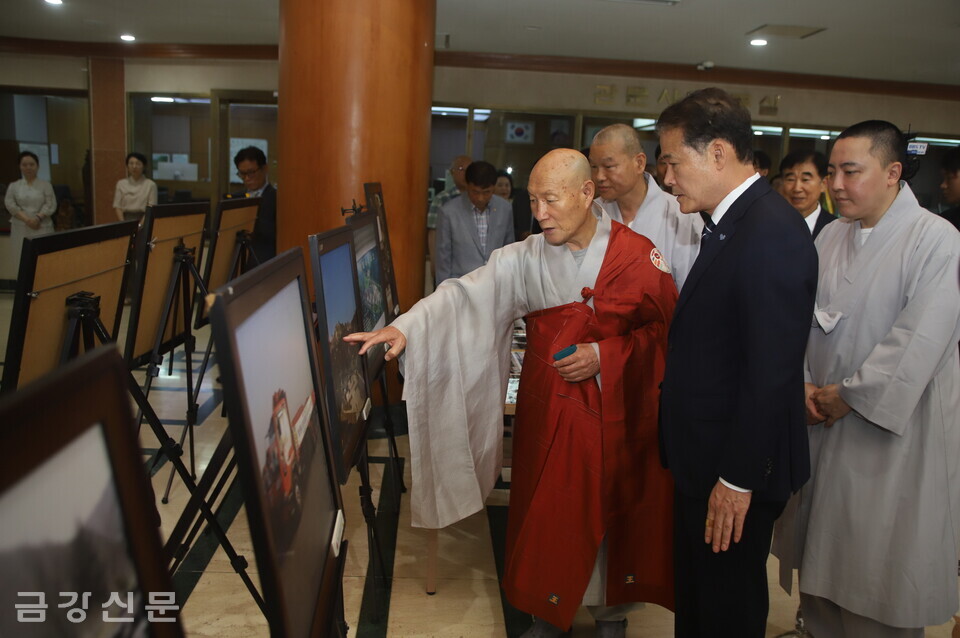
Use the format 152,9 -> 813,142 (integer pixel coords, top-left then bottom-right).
236,167 -> 263,178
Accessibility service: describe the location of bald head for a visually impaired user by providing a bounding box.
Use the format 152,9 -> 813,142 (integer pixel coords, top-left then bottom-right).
531,148 -> 592,186
450,155 -> 472,190
528,149 -> 598,250
592,123 -> 643,156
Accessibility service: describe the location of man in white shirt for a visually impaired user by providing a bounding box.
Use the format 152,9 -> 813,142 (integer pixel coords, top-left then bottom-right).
779,150 -> 835,239
656,87 -> 818,637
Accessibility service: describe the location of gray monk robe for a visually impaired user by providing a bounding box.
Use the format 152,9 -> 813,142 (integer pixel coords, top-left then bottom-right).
775,183 -> 960,628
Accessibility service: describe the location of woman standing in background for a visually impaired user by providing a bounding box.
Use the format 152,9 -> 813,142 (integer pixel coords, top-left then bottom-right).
113,152 -> 157,222
5,150 -> 55,276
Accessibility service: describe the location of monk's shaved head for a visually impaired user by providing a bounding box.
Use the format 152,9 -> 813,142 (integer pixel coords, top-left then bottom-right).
530,148 -> 592,187
592,123 -> 643,157
528,149 -> 598,250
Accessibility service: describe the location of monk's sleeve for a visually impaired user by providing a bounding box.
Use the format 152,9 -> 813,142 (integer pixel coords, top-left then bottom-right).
839,235 -> 960,434
389,245 -> 527,528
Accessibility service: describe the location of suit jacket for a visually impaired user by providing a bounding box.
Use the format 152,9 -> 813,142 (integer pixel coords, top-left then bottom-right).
659,178 -> 818,502
230,183 -> 277,264
811,208 -> 835,239
435,194 -> 515,284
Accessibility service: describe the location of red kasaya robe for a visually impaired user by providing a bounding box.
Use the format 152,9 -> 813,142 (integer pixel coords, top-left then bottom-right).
502,222 -> 678,629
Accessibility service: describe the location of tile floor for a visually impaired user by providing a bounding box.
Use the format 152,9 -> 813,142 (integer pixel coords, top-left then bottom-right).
1,287 -> 957,638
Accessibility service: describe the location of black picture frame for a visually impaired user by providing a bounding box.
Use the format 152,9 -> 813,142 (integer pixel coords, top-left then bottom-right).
208,248 -> 346,638
124,202 -> 209,368
362,182 -> 401,321
344,210 -> 390,384
0,347 -> 184,637
1,220 -> 138,393
308,226 -> 371,484
194,197 -> 261,329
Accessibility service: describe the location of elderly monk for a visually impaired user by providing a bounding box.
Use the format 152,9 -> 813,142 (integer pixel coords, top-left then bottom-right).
346,149 -> 677,637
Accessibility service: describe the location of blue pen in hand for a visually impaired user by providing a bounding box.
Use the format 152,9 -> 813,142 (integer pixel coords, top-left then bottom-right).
553,344 -> 577,361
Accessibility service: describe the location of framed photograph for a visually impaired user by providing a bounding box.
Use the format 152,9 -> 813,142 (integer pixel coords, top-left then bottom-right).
0,347 -> 184,637
362,182 -> 400,321
124,202 -> 208,368
345,211 -> 389,384
194,197 -> 260,329
209,248 -> 345,637
308,227 -> 371,484
1,220 -> 138,393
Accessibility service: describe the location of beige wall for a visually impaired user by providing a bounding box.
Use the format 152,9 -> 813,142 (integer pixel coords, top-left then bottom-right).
433,66 -> 960,136
0,53 -> 88,90
1,55 -> 956,136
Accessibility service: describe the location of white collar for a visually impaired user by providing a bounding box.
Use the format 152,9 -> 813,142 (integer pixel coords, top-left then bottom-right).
710,172 -> 761,226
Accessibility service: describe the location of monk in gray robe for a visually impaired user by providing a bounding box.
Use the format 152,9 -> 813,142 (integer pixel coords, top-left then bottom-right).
785,120 -> 960,637
589,123 -> 702,291
345,149 -> 677,638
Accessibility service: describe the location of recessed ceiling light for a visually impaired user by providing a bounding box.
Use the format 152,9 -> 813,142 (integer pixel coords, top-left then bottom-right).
45,0 -> 63,5
820,135 -> 831,140
750,38 -> 768,46
120,34 -> 136,42
754,131 -> 763,136
151,97 -> 175,103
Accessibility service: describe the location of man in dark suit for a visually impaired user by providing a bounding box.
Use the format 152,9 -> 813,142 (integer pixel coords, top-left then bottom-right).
780,150 -> 835,239
656,88 -> 818,638
232,145 -> 276,263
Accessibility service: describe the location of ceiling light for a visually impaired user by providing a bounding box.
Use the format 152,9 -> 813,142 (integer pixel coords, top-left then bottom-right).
151,97 -> 175,103
750,39 -> 768,46
820,135 -> 831,140
120,34 -> 136,42
45,0 -> 63,5
506,167 -> 513,175
754,131 -> 763,136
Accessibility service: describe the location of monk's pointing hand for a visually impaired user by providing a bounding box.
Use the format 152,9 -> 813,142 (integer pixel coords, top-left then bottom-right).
343,326 -> 407,361
553,344 -> 600,383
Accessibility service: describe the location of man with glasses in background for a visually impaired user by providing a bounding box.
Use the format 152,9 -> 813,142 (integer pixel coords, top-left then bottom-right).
232,146 -> 276,263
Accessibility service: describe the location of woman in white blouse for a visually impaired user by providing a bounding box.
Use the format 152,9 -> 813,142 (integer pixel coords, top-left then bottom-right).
113,152 -> 158,222
5,150 -> 55,275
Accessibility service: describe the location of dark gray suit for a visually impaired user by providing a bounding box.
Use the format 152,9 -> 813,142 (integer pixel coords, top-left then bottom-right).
435,194 -> 514,284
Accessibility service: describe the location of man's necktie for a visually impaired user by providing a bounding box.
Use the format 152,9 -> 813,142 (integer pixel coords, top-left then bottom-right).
700,211 -> 716,241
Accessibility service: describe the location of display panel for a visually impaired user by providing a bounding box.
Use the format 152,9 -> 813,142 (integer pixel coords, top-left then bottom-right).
0,348 -> 183,637
362,182 -> 400,321
209,248 -> 345,637
124,202 -> 208,368
308,227 -> 371,484
345,212 -> 388,383
1,221 -> 138,392
194,197 -> 260,328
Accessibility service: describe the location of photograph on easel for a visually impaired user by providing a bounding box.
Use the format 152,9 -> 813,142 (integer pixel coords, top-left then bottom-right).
124,201 -> 208,368
346,211 -> 388,383
362,182 -> 400,321
0,220 -> 138,393
209,248 -> 345,638
0,348 -> 183,638
309,227 -> 371,484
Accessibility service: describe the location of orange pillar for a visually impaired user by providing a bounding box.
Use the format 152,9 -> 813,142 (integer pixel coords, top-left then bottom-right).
88,57 -> 126,226
278,0 -> 435,313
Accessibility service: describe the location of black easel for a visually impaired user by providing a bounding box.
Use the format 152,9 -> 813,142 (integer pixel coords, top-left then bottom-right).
133,241 -> 210,503
355,443 -> 389,622
192,229 -> 260,407
57,291 -> 266,616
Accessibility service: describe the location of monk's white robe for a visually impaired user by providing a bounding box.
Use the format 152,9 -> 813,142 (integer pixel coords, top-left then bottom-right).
781,183 -> 960,628
597,172 -> 701,291
392,205 -> 611,529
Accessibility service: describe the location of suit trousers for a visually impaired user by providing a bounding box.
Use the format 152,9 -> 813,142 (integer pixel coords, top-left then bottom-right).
673,490 -> 785,638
